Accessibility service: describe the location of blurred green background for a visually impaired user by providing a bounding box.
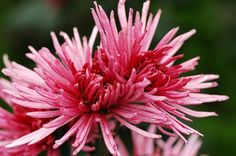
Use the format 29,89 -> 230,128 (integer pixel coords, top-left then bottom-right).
0,0 -> 235,155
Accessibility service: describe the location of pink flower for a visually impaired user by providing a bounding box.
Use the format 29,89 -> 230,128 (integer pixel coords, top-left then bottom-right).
91,0 -> 228,141
156,134 -> 202,156
0,0 -> 228,155
0,79 -> 59,156
116,125 -> 202,156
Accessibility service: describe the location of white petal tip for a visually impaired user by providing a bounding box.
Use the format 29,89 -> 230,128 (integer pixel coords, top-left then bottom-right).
73,27 -> 78,32
50,32 -> 56,37
219,95 -> 229,101
5,142 -> 17,148
3,54 -> 8,59
1,69 -> 7,74
26,112 -> 32,116
59,31 -> 66,37
175,26 -> 180,30
214,74 -> 220,78
191,29 -> 197,34
213,113 -> 219,116
28,46 -> 36,52
93,1 -> 97,5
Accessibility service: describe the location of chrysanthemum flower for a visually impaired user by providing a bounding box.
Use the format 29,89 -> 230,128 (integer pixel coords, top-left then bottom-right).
0,0 -> 228,155
116,125 -> 202,156
0,79 -> 59,156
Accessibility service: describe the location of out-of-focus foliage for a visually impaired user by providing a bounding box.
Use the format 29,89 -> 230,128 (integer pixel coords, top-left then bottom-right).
0,0 -> 235,155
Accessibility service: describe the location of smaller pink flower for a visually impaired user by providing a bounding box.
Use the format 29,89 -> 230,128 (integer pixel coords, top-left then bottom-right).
0,79 -> 59,156
116,125 -> 202,156
156,134 -> 202,156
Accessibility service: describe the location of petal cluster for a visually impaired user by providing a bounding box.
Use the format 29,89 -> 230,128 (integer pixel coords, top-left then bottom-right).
116,125 -> 202,156
0,0 -> 228,155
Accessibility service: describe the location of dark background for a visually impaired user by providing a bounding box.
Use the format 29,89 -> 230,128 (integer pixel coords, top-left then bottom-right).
0,0 -> 235,155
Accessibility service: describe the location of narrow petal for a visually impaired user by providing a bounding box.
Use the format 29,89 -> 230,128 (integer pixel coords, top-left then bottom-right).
100,115 -> 121,156
118,0 -> 127,28
113,113 -> 161,139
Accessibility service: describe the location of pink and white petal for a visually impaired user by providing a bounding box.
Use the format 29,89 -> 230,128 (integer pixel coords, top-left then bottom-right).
100,115 -> 121,156
113,113 -> 161,139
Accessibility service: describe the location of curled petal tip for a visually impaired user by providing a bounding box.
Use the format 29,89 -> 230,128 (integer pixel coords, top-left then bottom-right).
1,68 -> 7,74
